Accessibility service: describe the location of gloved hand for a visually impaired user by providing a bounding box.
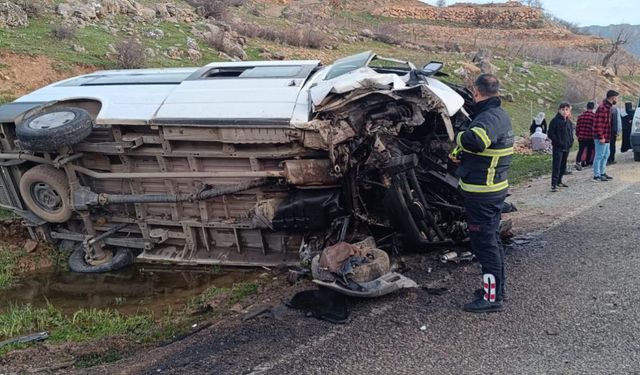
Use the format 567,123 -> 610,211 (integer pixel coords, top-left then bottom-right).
449,145 -> 462,164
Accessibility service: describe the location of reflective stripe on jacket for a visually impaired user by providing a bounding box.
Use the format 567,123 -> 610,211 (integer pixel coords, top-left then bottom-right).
455,96 -> 514,194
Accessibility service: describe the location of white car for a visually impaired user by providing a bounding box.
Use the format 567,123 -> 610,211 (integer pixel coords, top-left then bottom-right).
632,107 -> 640,161
0,51 -> 471,272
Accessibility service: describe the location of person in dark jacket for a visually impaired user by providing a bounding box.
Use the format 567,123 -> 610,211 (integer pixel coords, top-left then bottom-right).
529,112 -> 547,135
547,102 -> 574,192
621,102 -> 634,153
593,90 -> 618,181
451,73 -> 513,313
575,102 -> 595,168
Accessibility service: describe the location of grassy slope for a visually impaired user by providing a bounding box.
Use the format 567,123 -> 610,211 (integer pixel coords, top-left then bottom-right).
0,16 -> 223,69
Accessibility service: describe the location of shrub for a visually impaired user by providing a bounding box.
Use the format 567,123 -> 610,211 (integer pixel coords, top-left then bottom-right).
564,75 -> 594,104
186,0 -> 246,20
281,27 -> 327,49
232,22 -> 327,49
113,38 -> 146,69
373,24 -> 402,45
50,24 -> 76,40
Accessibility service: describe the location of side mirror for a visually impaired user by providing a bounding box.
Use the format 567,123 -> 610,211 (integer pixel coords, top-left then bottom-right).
422,61 -> 444,76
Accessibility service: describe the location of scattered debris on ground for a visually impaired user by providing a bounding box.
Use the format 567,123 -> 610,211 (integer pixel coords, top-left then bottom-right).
0,331 -> 48,349
439,251 -> 475,263
422,287 -> 449,296
286,289 -> 349,324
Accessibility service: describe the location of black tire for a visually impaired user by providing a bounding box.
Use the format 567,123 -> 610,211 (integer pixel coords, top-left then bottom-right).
383,183 -> 426,247
68,246 -> 134,273
19,165 -> 72,223
16,107 -> 93,152
634,152 -> 640,162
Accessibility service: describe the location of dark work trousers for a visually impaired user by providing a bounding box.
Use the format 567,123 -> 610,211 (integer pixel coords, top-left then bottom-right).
608,134 -> 617,162
462,191 -> 506,300
551,147 -> 569,187
576,140 -> 595,166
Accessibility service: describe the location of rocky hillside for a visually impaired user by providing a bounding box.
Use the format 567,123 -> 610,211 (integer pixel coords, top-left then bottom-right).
373,1 -> 543,29
0,0 -> 639,135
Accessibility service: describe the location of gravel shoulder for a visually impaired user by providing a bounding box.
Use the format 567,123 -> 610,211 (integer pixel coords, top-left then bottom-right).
506,150 -> 638,235
73,151 -> 640,374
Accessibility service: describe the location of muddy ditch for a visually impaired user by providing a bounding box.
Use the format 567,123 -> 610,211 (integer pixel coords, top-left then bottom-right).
0,217 -> 278,370
0,263 -> 261,317
0,218 -> 260,317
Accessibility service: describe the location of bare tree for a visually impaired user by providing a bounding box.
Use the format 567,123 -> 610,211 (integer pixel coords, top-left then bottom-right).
601,28 -> 629,67
436,0 -> 446,7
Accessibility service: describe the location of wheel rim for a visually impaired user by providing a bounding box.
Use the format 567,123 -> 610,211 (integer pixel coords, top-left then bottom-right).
30,182 -> 63,213
28,111 -> 76,130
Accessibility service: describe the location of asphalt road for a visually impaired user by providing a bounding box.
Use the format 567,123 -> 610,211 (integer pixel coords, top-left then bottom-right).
95,153 -> 640,375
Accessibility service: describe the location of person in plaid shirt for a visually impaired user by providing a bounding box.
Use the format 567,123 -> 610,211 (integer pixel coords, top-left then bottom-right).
574,102 -> 596,169
592,90 -> 619,181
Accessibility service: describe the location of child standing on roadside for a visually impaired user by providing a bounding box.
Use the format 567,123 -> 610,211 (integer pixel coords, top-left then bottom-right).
548,102 -> 574,192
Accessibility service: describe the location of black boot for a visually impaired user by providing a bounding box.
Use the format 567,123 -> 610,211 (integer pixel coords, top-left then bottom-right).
463,297 -> 504,313
465,273 -> 504,313
474,286 -> 507,302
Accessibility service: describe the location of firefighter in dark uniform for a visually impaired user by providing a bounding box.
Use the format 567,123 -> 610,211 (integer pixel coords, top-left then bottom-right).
451,74 -> 514,313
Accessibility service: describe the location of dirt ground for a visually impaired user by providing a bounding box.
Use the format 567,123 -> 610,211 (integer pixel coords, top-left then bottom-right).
1,336 -> 131,373
0,52 -> 94,99
0,219 -> 55,272
506,151 -> 638,235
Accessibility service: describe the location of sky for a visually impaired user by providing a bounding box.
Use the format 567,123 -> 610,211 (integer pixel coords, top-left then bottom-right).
421,1 -> 639,27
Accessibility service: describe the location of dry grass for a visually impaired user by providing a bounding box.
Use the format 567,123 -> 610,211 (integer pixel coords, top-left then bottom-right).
373,24 -> 402,45
564,75 -> 595,104
233,22 -> 328,49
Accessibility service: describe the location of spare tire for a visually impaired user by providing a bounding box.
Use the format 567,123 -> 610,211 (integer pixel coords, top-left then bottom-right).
19,165 -> 72,223
16,107 -> 93,152
68,246 -> 135,273
311,248 -> 390,283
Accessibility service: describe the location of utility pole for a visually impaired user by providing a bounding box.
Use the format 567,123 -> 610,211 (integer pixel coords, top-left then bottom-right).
592,43 -> 599,102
